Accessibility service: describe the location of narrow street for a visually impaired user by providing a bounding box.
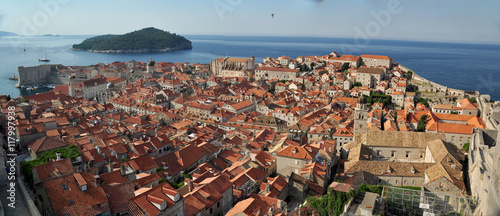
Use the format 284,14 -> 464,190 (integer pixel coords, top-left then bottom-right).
0,133 -> 32,216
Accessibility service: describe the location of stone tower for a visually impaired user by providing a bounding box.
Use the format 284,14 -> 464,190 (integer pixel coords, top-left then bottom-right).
147,57 -> 155,73
354,95 -> 368,133
68,76 -> 75,97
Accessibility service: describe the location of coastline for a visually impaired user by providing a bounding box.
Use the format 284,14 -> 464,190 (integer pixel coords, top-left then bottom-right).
70,47 -> 192,53
399,64 -> 477,98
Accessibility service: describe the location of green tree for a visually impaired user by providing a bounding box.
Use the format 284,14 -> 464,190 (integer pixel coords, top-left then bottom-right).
354,82 -> 362,87
341,62 -> 350,72
72,27 -> 191,51
417,114 -> 429,132
468,97 -> 477,103
416,97 -> 429,107
462,143 -> 470,152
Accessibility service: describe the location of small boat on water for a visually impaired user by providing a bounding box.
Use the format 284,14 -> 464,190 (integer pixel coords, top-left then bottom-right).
38,45 -> 50,62
8,73 -> 18,80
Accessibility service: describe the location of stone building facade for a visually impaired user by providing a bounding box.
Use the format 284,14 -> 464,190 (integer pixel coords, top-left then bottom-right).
469,128 -> 500,216
17,64 -> 63,87
255,67 -> 300,80
360,55 -> 393,69
210,56 -> 255,77
356,67 -> 385,88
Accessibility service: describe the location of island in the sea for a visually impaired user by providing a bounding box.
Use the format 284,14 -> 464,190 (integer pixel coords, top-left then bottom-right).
0,31 -> 18,36
71,27 -> 192,53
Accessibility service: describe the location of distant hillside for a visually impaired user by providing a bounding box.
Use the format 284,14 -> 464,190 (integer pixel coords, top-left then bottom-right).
0,31 -> 18,36
71,27 -> 192,53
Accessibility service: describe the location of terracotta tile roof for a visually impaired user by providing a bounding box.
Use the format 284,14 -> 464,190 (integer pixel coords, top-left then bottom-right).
46,129 -> 60,137
301,162 -> 327,180
425,161 -> 465,192
129,182 -> 182,216
33,158 -> 74,182
357,67 -> 384,75
123,155 -> 158,172
256,67 -> 298,73
134,173 -> 161,188
226,193 -> 283,216
44,171 -> 109,216
426,122 -> 475,135
346,160 -> 433,177
184,192 -> 207,216
103,181 -> 135,215
188,102 -> 214,110
357,130 -> 445,148
154,144 -> 208,176
100,170 -> 129,185
230,100 -> 254,110
457,98 -> 477,110
219,150 -> 242,163
254,150 -> 276,169
332,127 -> 354,137
329,182 -> 355,193
277,145 -> 318,160
24,91 -> 59,102
28,137 -> 70,153
185,174 -> 232,215
360,54 -> 391,60
261,175 -> 288,198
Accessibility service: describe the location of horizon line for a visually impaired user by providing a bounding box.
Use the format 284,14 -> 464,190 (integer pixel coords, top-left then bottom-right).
3,33 -> 500,46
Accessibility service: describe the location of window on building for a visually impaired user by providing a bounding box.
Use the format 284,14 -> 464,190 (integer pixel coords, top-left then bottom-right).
295,160 -> 299,165
210,208 -> 213,214
391,151 -> 395,157
406,152 -> 410,158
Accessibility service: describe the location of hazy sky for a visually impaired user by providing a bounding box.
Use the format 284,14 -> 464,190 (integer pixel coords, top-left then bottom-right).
1,0 -> 500,44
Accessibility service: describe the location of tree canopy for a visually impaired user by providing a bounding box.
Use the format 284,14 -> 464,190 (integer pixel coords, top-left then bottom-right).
417,114 -> 429,132
72,27 -> 192,51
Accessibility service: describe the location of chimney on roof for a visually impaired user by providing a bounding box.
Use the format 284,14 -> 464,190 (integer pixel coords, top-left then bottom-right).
56,152 -> 61,161
387,166 -> 392,173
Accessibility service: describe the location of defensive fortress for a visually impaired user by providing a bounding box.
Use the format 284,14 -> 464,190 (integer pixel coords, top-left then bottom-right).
16,64 -> 65,87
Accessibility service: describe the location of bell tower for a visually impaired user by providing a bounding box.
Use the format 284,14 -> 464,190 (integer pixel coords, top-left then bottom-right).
147,57 -> 155,73
354,95 -> 368,133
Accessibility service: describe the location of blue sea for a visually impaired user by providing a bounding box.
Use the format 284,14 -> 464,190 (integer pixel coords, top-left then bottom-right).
0,35 -> 499,100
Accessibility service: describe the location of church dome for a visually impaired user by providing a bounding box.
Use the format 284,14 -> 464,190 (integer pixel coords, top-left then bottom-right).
106,82 -> 115,89
357,95 -> 367,104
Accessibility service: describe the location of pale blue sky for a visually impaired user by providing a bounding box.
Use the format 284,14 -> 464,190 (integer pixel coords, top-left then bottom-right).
1,0 -> 500,43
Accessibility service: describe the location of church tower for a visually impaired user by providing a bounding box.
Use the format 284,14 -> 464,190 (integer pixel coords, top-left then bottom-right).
354,95 -> 368,133
68,76 -> 75,97
147,57 -> 155,73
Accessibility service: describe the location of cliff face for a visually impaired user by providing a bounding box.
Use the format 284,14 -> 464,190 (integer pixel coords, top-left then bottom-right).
71,27 -> 192,53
